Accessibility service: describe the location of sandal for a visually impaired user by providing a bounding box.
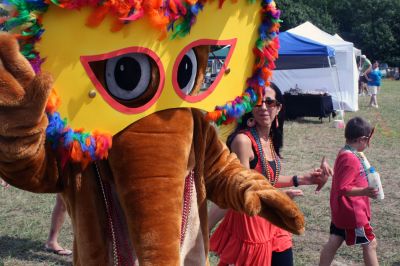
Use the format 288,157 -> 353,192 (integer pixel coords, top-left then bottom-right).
44,246 -> 72,256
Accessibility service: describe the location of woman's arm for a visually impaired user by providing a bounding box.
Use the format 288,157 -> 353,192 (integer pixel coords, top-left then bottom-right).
230,133 -> 253,169
276,157 -> 332,191
207,133 -> 253,231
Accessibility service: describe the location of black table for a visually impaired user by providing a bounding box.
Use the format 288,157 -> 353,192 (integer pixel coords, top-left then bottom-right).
283,93 -> 334,122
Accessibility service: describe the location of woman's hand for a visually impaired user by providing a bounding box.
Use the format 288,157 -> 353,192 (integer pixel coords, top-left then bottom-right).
301,157 -> 332,193
284,189 -> 304,199
0,178 -> 9,189
320,156 -> 333,177
316,156 -> 333,192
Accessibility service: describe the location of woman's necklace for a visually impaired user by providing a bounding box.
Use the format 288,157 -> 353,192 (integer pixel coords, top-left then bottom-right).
343,144 -> 368,177
250,127 -> 280,186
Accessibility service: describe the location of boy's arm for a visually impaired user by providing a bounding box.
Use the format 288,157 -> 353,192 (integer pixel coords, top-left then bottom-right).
345,187 -> 378,198
334,152 -> 378,198
334,153 -> 362,196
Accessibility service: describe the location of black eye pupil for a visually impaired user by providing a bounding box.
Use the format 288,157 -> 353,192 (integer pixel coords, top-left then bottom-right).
114,57 -> 141,91
178,55 -> 193,89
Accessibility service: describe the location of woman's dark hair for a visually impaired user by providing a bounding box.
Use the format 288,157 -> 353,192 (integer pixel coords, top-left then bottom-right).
345,116 -> 373,142
226,83 -> 285,157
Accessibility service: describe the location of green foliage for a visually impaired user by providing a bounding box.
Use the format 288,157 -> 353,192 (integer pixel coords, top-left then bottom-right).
275,0 -> 400,66
276,0 -> 338,33
329,0 -> 400,65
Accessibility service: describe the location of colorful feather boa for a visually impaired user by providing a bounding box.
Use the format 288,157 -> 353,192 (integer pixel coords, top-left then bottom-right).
205,0 -> 281,125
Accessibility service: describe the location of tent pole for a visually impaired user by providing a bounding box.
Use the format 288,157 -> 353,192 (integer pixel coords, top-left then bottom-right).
329,56 -> 344,112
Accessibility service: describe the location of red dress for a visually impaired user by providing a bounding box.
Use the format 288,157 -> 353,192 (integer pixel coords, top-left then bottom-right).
210,130 -> 292,266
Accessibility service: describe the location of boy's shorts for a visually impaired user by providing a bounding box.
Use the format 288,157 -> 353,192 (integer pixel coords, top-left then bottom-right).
330,222 -> 375,246
368,86 -> 378,95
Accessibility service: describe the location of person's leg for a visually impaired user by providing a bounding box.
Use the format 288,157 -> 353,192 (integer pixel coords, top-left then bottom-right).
368,89 -> 375,106
374,93 -> 378,107
373,94 -> 378,107
319,234 -> 344,266
271,248 -> 293,266
362,238 -> 379,266
45,194 -> 72,255
363,83 -> 369,95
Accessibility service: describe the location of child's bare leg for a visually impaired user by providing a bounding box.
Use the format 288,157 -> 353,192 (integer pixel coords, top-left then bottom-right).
362,238 -> 379,266
373,94 -> 378,106
369,94 -> 374,106
319,234 -> 344,266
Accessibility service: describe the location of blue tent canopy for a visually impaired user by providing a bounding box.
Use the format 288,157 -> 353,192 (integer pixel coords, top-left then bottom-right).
275,32 -> 336,70
279,32 -> 335,57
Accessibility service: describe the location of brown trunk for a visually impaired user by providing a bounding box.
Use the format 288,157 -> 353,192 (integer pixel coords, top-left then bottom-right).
108,109 -> 194,265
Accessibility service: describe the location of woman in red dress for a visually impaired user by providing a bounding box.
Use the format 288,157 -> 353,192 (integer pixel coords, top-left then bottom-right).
209,84 -> 332,266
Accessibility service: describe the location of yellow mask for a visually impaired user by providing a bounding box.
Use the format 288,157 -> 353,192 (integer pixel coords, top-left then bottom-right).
38,1 -> 260,135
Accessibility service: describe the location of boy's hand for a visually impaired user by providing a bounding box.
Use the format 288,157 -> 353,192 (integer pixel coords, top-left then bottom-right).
363,187 -> 379,198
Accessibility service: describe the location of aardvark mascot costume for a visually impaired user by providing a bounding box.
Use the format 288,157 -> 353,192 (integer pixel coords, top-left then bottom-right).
0,0 -> 304,265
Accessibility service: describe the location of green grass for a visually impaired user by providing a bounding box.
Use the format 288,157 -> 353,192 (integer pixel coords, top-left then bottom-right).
0,190 -> 73,265
1,80 -> 399,265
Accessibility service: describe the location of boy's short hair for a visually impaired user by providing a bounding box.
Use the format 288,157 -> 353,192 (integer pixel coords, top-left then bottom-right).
345,117 -> 373,142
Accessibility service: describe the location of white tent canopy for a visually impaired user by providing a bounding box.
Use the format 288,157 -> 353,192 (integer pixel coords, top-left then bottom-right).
278,21 -> 359,111
272,32 -> 342,112
334,33 -> 361,57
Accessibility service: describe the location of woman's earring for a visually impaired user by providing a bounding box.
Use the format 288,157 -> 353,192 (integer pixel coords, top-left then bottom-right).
275,118 -> 279,128
247,118 -> 256,128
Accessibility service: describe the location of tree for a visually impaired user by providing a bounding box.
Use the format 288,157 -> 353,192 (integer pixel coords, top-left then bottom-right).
276,0 -> 400,66
276,0 -> 337,33
328,0 -> 400,65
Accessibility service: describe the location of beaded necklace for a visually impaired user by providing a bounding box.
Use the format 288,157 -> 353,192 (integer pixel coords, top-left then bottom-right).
250,127 -> 280,186
343,144 -> 368,177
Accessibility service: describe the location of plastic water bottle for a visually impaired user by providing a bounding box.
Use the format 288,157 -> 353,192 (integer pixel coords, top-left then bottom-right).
367,167 -> 384,200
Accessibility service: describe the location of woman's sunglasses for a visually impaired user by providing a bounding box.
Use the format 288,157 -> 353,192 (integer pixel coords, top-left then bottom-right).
255,97 -> 280,108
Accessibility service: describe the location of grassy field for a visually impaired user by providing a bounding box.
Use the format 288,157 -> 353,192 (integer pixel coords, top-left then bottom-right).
1,80 -> 399,265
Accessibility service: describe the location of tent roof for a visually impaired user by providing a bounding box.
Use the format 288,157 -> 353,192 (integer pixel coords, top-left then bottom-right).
279,32 -> 335,57
288,21 -> 353,51
334,33 -> 361,56
209,45 -> 230,59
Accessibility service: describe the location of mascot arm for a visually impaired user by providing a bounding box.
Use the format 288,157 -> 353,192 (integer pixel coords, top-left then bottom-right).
0,34 -> 61,193
198,113 -> 304,234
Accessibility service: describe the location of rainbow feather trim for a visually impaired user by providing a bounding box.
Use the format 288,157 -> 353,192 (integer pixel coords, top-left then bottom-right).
206,0 -> 281,125
45,91 -> 112,169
